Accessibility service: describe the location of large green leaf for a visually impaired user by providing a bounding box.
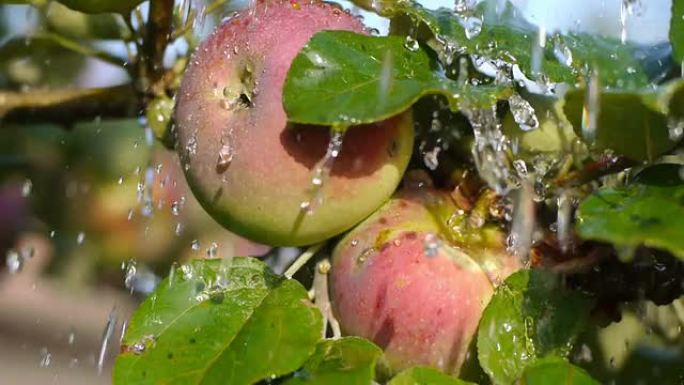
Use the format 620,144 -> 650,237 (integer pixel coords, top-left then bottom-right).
672,0 -> 684,63
576,163 -> 684,259
393,0 -> 649,88
284,337 -> 382,385
477,269 -> 593,385
519,356 -> 599,385
563,79 -> 684,162
387,367 -> 476,385
283,30 -> 510,126
113,258 -> 323,385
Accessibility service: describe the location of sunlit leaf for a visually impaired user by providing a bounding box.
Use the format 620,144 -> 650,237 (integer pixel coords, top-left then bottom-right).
113,257 -> 323,385
284,30 -> 511,127
477,269 -> 593,385
57,0 -> 144,14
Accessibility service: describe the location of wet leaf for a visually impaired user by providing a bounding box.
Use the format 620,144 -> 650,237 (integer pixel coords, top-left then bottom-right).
671,0 -> 684,63
113,257 -> 323,385
576,164 -> 684,260
57,0 -> 144,14
394,0 -> 649,88
283,30 -> 511,126
477,269 -> 593,385
387,367 -> 476,385
284,337 -> 382,385
46,2 -> 128,40
519,356 -> 599,385
563,80 -> 684,162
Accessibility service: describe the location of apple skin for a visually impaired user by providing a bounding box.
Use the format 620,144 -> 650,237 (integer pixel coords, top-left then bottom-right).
175,0 -> 414,247
330,188 -> 519,376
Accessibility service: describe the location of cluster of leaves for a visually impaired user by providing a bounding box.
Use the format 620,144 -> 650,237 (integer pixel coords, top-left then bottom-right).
3,0 -> 684,384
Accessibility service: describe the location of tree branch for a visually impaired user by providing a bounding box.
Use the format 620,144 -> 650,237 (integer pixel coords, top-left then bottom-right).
144,0 -> 174,89
0,85 -> 140,127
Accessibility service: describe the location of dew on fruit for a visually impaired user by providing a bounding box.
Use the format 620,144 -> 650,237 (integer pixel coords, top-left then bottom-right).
581,69 -> 600,144
300,129 -> 346,215
423,233 -> 442,257
207,242 -> 219,258
216,134 -> 234,173
508,94 -> 539,132
191,239 -> 200,251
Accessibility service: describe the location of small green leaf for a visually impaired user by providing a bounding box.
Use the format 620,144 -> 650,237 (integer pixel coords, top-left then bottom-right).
519,356 -> 599,385
113,257 -> 323,385
576,164 -> 684,259
671,0 -> 684,63
284,337 -> 382,385
477,269 -> 593,385
387,367 -> 476,385
57,0 -> 144,14
283,30 -> 510,126
394,0 -> 649,88
563,81 -> 682,162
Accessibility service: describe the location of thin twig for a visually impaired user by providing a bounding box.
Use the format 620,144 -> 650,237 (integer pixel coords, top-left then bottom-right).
36,33 -> 127,68
144,0 -> 174,88
284,242 -> 325,279
0,85 -> 139,126
313,259 -> 341,339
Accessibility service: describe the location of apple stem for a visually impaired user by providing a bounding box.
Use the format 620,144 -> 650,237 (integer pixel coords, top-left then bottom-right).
313,259 -> 341,339
284,242 -> 325,279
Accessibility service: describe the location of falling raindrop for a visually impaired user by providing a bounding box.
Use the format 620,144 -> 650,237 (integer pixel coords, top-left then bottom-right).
667,117 -> 684,141
530,24 -> 546,75
557,190 -> 572,253
508,94 -> 539,132
76,231 -> 86,245
423,147 -> 441,170
463,15 -> 483,40
553,40 -> 573,67
300,129 -> 345,215
21,178 -> 32,197
207,242 -> 219,258
509,180 -> 535,263
97,308 -> 117,375
117,176 -> 124,185
39,347 -> 52,368
5,249 -> 22,274
581,70 -> 600,145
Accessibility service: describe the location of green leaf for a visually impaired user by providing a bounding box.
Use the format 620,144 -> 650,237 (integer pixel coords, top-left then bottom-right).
576,163 -> 684,259
284,337 -> 382,385
57,0 -> 144,14
671,0 -> 684,63
563,80 -> 683,162
387,367 -> 476,385
283,30 -> 511,126
394,0 -> 649,88
477,269 -> 593,385
520,356 -> 599,385
113,257 -> 323,385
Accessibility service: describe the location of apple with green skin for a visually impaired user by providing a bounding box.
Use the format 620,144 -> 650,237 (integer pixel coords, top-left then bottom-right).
175,0 -> 414,247
330,187 -> 519,376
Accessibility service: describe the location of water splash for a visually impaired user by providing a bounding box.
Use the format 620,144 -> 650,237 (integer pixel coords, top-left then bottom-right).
463,15 -> 483,40
553,39 -> 573,67
299,129 -> 346,215
530,24 -> 546,76
21,178 -> 32,197
508,94 -> 539,132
